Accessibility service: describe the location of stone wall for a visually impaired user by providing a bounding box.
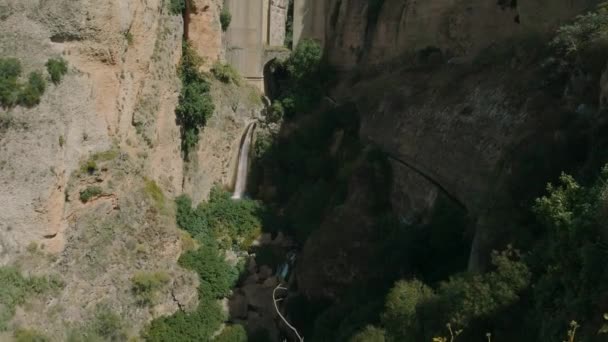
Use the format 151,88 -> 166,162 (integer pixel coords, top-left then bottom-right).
269,0 -> 287,46
225,0 -> 265,90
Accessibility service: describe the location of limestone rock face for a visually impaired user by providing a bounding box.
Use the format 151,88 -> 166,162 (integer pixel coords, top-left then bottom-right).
298,0 -> 600,67
0,0 -> 261,337
188,0 -> 223,70
295,0 -> 603,298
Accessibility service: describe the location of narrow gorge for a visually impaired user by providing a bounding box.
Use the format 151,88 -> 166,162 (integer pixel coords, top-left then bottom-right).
1,0 -> 608,341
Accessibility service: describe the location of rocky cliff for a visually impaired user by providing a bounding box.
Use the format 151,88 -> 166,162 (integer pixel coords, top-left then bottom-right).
0,0 -> 260,338
305,0 -> 600,66
295,0 -> 604,300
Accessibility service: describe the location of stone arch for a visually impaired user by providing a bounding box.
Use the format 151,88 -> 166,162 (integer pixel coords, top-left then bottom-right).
262,48 -> 291,97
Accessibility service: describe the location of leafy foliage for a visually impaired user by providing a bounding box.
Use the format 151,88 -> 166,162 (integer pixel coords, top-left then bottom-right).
131,271 -> 170,305
210,62 -> 240,84
528,169 -> 608,340
67,304 -> 128,342
269,39 -> 324,119
220,8 -> 232,31
169,0 -> 185,15
0,58 -> 48,108
18,72 -> 46,107
143,179 -> 165,211
175,187 -> 263,249
215,324 -> 247,342
381,279 -> 436,340
0,267 -> 63,331
14,329 -> 50,342
0,58 -> 22,108
176,42 -> 214,159
45,58 -> 68,85
350,326 -> 386,342
146,188 -> 262,341
79,186 -> 103,203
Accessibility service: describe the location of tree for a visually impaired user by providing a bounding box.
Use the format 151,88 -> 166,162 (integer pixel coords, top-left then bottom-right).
382,279 -> 436,341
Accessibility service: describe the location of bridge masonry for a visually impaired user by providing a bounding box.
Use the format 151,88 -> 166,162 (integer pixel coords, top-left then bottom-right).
225,0 -> 290,91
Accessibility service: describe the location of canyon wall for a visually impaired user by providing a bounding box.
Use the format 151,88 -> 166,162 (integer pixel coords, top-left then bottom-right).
296,0 -> 603,298
0,0 -> 261,338
296,0 -> 599,66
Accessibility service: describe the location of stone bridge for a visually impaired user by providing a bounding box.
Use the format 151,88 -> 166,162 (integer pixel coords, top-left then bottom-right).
225,0 -> 324,91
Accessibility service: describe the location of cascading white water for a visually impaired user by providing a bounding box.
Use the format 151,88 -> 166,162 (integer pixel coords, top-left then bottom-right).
232,122 -> 256,199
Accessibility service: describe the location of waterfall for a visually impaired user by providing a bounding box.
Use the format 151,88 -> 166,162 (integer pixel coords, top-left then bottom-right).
232,122 -> 256,199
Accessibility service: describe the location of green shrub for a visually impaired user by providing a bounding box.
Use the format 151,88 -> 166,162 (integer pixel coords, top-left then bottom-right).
81,160 -> 97,174
14,329 -> 49,342
350,326 -> 386,342
175,187 -> 263,249
0,58 -> 22,108
45,58 -> 68,85
18,72 -> 46,107
144,298 -> 224,341
215,324 -> 247,342
220,8 -> 232,31
124,31 -> 134,45
131,271 -> 170,305
381,279 -> 436,340
68,304 -> 128,342
286,39 -> 322,81
529,169 -> 608,340
79,186 -> 103,203
210,61 -> 240,84
145,242 -> 235,341
144,179 -> 165,210
267,101 -> 284,123
176,42 -> 215,159
0,267 -> 63,330
269,39 -> 323,118
169,0 -> 185,15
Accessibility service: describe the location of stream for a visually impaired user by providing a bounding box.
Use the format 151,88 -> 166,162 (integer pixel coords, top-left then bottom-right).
227,122 -> 301,341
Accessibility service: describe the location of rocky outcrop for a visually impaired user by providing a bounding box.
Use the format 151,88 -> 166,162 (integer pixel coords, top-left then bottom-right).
294,1 -> 602,299
298,0 -> 600,67
188,0 -> 223,70
0,0 -> 265,337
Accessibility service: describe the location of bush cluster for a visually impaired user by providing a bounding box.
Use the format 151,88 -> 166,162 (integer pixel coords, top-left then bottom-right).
176,42 -> 214,159
0,267 -> 63,330
67,304 -> 128,341
145,187 -> 262,341
0,57 -> 68,109
131,271 -> 170,305
210,61 -> 240,84
45,58 -> 68,85
169,0 -> 185,15
175,186 -> 262,249
267,39 -> 324,120
79,186 -> 103,203
215,324 -> 247,342
14,328 -> 50,342
0,59 -> 47,108
220,8 -> 232,31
